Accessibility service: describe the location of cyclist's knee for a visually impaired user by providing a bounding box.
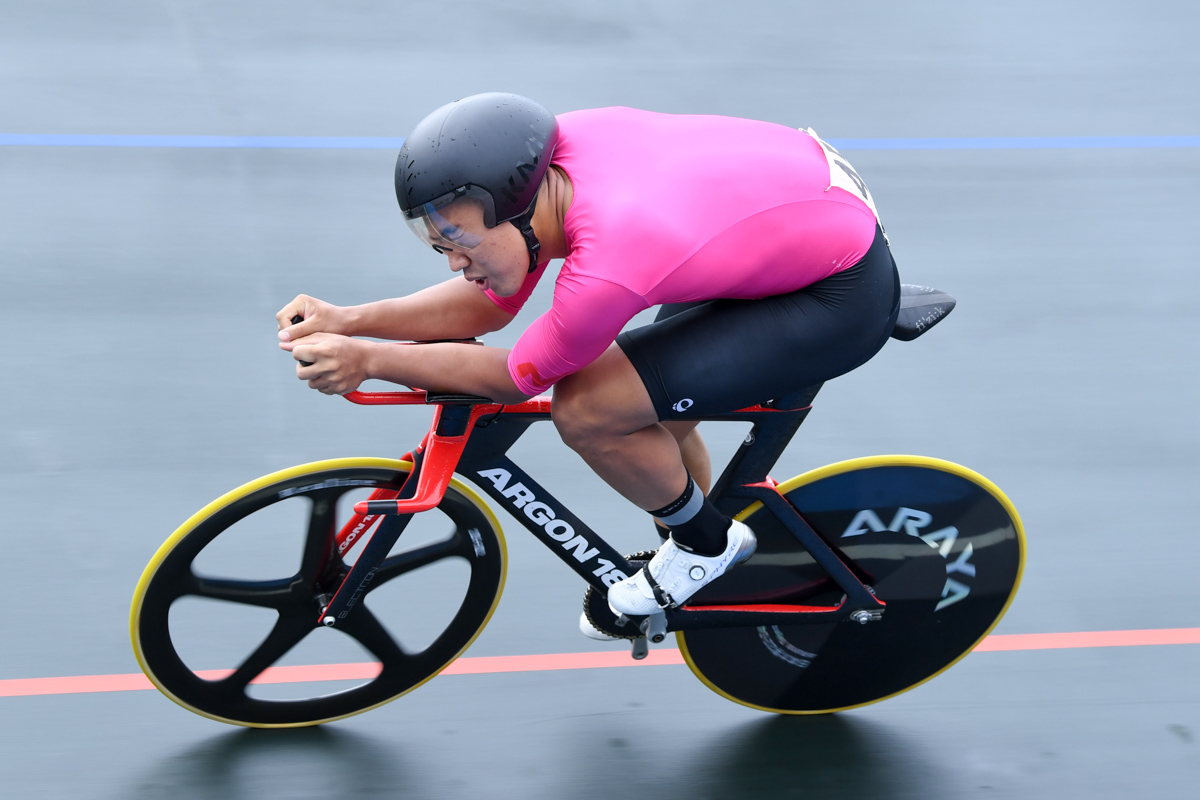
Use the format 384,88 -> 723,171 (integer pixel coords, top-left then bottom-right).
551,374 -> 607,449
552,349 -> 658,451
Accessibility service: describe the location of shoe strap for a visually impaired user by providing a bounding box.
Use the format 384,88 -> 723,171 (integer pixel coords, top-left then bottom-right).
641,565 -> 677,609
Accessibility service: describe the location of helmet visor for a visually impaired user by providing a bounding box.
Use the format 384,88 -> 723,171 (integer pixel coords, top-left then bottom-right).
403,188 -> 494,253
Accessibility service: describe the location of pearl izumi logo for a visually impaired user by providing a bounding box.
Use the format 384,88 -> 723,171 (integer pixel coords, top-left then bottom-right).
475,468 -> 628,587
842,506 -> 976,611
672,398 -> 694,413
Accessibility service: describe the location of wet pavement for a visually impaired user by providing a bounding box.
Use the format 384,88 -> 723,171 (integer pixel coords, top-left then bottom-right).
2,1 -> 1199,797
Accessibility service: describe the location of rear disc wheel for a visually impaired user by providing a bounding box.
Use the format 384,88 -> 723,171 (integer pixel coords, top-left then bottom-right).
678,456 -> 1024,713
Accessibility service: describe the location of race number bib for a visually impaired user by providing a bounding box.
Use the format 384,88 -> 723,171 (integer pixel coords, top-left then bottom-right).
804,127 -> 882,224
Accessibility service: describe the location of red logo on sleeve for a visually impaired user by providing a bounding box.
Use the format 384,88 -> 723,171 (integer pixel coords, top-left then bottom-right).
515,362 -> 556,392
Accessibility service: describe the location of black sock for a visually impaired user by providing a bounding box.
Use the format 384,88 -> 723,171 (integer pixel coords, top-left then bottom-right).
649,476 -> 731,557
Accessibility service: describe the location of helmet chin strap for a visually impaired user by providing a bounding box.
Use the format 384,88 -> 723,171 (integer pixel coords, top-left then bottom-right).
512,197 -> 542,273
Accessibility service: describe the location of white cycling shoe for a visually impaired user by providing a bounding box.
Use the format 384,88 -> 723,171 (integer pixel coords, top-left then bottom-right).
607,520 -> 757,617
579,612 -> 621,641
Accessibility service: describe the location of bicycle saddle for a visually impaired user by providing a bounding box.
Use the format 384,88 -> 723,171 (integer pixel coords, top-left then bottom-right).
890,284 -> 956,341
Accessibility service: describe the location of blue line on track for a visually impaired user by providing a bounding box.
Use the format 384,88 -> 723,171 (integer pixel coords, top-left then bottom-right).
831,135 -> 1200,150
0,134 -> 405,149
1,134 -> 1199,151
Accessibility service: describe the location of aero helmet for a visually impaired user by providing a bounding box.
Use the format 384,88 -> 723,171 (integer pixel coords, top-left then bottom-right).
395,92 -> 559,272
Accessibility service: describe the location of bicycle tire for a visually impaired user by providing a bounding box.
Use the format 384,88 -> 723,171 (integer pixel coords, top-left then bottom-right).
677,455 -> 1025,714
130,458 -> 506,727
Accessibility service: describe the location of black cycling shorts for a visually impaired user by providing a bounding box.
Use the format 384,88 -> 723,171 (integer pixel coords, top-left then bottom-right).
616,224 -> 900,419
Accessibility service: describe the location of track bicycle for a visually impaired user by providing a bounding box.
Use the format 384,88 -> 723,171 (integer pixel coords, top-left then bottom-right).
130,285 -> 1024,727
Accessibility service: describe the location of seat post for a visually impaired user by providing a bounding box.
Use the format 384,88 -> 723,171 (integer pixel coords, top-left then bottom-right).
708,385 -> 822,517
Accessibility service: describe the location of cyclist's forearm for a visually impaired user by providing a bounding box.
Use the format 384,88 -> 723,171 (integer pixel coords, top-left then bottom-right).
349,279 -> 515,341
364,340 -> 531,403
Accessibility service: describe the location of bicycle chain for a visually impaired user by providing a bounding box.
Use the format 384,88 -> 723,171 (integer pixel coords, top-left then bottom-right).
581,549 -> 658,640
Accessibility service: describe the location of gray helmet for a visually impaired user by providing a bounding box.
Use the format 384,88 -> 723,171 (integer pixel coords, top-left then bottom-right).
395,93 -> 559,271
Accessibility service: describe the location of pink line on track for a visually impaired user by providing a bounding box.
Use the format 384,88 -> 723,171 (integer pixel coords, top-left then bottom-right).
2,628 -> 1197,700
972,627 -> 1200,651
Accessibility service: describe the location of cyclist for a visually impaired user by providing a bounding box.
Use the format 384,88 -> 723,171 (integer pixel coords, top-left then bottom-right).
276,92 -> 900,627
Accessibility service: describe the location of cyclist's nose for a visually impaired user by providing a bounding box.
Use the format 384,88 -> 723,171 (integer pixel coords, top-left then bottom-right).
447,251 -> 470,272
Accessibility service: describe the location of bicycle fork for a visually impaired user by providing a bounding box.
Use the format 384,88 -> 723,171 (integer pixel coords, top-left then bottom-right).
317,403 -> 493,628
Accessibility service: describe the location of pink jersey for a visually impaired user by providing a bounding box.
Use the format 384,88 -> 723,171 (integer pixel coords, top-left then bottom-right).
485,107 -> 879,396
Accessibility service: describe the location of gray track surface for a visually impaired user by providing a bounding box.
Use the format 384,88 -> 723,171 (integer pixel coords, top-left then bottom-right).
3,2 -> 1199,797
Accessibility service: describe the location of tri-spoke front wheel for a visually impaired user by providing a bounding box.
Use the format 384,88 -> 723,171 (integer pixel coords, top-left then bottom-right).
130,458 -> 505,727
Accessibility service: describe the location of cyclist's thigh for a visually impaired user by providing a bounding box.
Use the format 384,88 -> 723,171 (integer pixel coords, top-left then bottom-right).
617,225 -> 899,419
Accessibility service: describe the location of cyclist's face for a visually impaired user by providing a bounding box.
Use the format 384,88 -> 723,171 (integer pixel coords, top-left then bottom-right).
424,200 -> 528,297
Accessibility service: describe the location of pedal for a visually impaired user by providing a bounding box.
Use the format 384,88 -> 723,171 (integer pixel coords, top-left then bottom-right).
631,637 -> 649,660
640,612 -> 667,644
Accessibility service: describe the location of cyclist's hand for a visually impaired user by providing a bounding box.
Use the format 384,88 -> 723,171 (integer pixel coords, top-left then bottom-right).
287,333 -> 370,396
276,295 -> 350,342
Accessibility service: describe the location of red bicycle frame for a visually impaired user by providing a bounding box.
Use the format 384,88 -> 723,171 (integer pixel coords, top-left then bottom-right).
317,387 -> 885,635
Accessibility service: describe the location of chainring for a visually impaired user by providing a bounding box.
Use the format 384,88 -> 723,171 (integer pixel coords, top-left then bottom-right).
582,550 -> 657,640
